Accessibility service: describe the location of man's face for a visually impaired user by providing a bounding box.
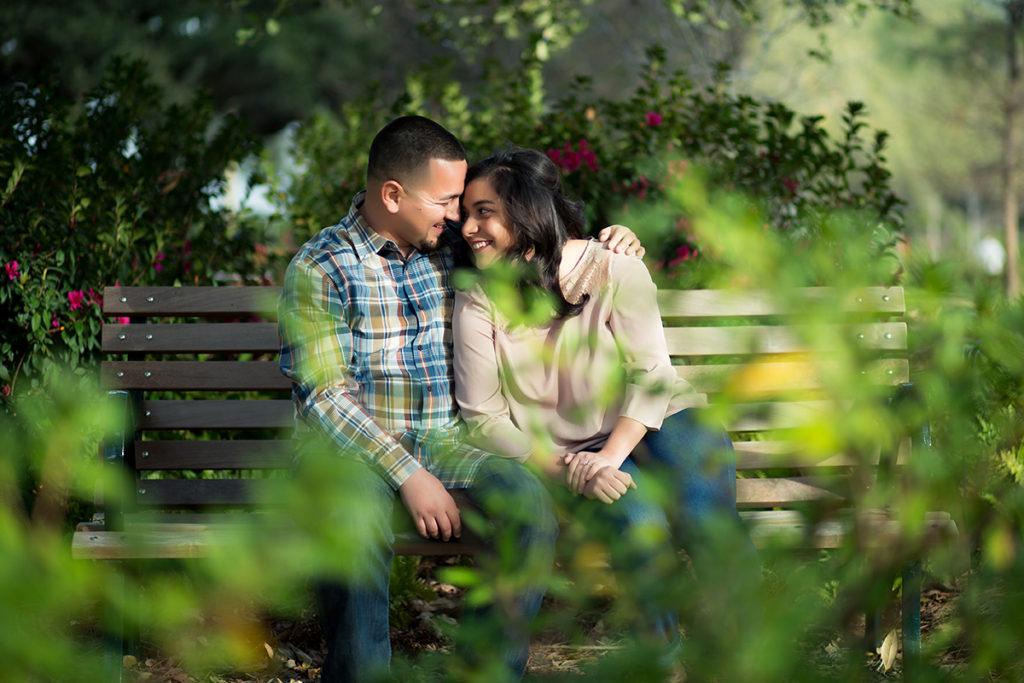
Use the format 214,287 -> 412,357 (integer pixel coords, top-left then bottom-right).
390,158 -> 467,254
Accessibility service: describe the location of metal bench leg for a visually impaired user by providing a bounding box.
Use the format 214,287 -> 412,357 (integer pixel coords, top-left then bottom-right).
864,609 -> 882,653
901,560 -> 923,680
102,566 -> 126,683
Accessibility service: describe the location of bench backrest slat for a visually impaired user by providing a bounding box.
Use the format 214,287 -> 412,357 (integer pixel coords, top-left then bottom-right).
104,286 -> 278,316
135,478 -> 284,508
663,323 -> 907,357
99,285 -> 910,517
655,286 -> 904,318
103,323 -> 279,353
675,359 -> 909,393
138,400 -> 294,430
134,440 -> 293,470
103,361 -> 290,391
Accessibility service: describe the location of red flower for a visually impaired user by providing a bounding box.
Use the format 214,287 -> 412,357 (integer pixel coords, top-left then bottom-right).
1,384 -> 10,397
5,261 -> 18,281
68,290 -> 86,310
645,111 -> 663,127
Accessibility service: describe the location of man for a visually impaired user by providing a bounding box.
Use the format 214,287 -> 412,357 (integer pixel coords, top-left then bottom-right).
278,116 -> 642,681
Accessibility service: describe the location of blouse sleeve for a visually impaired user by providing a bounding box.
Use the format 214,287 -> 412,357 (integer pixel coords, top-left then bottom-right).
608,255 -> 700,429
452,289 -> 534,461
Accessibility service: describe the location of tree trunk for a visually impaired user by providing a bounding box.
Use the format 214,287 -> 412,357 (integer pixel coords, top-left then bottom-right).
1005,1 -> 1024,298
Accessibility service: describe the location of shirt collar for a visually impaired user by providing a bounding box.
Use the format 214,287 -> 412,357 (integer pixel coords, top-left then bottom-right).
345,190 -> 461,260
345,191 -> 395,260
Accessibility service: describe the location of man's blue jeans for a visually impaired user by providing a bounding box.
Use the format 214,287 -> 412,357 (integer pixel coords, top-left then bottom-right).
563,408 -> 760,652
313,455 -> 557,682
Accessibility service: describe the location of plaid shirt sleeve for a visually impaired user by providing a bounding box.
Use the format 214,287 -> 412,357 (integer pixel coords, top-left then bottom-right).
278,252 -> 422,490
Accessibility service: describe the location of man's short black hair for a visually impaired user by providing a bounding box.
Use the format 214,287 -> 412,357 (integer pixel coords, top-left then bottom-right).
367,116 -> 466,185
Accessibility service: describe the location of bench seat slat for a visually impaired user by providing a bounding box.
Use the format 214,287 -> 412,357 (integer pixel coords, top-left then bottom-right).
104,286 -> 279,317
71,528 -> 487,560
134,440 -> 293,470
72,508 -> 956,560
139,400 -> 294,429
132,475 -> 845,509
103,323 -> 279,353
103,361 -> 292,391
663,322 -> 907,357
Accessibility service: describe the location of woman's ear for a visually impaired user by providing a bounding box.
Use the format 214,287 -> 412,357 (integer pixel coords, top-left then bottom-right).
380,180 -> 403,214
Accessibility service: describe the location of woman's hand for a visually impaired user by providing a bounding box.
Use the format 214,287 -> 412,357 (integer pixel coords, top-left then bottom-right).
564,450 -> 627,495
582,467 -> 637,504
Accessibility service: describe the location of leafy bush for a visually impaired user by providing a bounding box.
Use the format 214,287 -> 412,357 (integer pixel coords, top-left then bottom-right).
0,57 -> 277,398
271,48 -> 902,290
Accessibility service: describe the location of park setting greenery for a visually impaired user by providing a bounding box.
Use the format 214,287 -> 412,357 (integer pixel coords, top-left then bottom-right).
3,0 -> 1024,680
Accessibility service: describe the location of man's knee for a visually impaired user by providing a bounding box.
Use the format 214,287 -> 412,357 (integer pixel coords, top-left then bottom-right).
470,458 -> 557,536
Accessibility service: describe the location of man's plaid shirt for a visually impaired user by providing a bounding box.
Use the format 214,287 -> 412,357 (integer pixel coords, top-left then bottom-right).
279,192 -> 490,490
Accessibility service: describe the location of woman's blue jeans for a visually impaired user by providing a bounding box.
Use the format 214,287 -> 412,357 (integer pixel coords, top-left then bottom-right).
313,454 -> 556,682
566,408 -> 760,651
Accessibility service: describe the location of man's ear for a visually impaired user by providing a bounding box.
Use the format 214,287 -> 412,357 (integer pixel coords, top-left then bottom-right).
380,180 -> 403,214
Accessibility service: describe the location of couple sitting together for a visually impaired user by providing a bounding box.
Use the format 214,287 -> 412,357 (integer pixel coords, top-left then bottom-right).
278,115 -> 759,682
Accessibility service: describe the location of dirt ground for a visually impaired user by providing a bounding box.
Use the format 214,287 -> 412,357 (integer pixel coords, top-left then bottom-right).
118,569 -> 966,682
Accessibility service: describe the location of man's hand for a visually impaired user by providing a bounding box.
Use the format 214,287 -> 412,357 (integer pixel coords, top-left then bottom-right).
598,225 -> 646,258
398,468 -> 461,541
582,467 -> 637,504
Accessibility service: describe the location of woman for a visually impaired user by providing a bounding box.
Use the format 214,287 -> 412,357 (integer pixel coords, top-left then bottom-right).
452,147 -> 759,658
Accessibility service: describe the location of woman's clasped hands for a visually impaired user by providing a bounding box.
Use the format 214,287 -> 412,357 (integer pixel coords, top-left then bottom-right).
562,451 -> 637,504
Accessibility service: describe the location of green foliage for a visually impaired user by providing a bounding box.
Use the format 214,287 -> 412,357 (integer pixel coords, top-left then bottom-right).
272,48 -> 903,290
0,57 -> 277,397
6,180 -> 1024,681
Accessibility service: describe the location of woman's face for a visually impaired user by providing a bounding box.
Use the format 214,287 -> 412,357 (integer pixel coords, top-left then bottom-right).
461,177 -> 515,269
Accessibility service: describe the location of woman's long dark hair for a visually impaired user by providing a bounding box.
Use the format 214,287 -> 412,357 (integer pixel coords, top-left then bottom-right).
463,147 -> 588,319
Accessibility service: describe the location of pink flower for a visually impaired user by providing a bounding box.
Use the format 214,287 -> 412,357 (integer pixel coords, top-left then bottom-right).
547,140 -> 600,173
645,111 -> 663,127
67,290 -> 86,310
668,244 -> 698,268
782,177 -> 799,195
5,261 -> 18,280
51,314 -> 60,328
115,316 -> 130,325
1,384 -> 10,397
154,252 -> 165,273
578,139 -> 598,171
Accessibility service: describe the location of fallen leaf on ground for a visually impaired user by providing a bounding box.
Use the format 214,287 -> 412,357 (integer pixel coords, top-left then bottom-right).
878,629 -> 898,672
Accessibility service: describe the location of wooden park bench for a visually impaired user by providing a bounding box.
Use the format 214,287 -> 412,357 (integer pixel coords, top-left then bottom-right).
73,284 -> 958,679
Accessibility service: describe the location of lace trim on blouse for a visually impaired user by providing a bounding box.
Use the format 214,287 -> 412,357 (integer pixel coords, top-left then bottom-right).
560,240 -> 612,305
